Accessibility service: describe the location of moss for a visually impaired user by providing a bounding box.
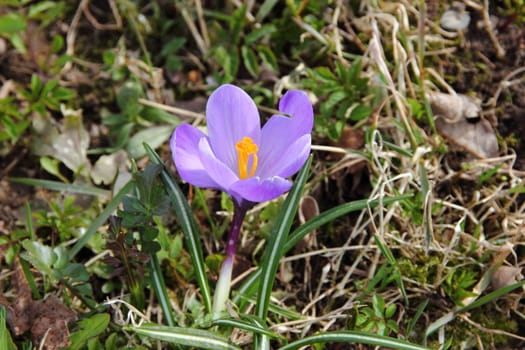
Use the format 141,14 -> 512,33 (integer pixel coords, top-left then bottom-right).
397,255 -> 441,285
431,305 -> 519,348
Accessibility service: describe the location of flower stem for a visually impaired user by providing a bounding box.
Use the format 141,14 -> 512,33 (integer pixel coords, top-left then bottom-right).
212,203 -> 247,318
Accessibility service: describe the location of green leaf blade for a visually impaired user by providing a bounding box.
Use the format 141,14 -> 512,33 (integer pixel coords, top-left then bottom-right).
0,13 -> 26,34
280,330 -> 430,350
256,156 -> 312,321
144,143 -> 213,314
126,324 -> 241,350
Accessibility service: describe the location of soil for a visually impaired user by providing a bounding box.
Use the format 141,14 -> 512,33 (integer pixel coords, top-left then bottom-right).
441,7 -> 525,168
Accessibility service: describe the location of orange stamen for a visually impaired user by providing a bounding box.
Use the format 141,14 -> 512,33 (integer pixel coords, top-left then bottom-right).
235,136 -> 258,179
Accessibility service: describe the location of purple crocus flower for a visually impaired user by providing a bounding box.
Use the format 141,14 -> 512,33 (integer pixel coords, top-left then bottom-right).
170,84 -> 313,209
170,84 -> 313,318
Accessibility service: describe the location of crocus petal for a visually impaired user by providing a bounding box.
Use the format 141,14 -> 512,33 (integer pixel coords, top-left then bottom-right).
198,137 -> 239,192
206,84 -> 261,170
257,90 -> 313,177
278,90 -> 314,136
170,85 -> 314,206
259,134 -> 311,179
229,176 -> 292,203
171,124 -> 218,188
258,113 -> 311,177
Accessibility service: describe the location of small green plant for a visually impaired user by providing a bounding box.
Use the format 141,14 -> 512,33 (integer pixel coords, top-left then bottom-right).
0,74 -> 75,152
159,36 -> 187,73
397,256 -> 440,285
0,12 -> 27,53
66,313 -> 111,350
399,191 -> 425,226
107,164 -> 172,316
442,267 -> 479,306
20,240 -> 96,308
101,80 -> 177,158
103,216 -> 150,310
208,4 -> 279,83
20,74 -> 75,116
353,294 -> 399,336
38,33 -> 73,74
0,1 -> 69,60
33,196 -> 88,242
302,59 -> 371,140
0,96 -> 30,147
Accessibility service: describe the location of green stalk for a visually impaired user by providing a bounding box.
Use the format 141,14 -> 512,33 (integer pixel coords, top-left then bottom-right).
145,143 -> 213,314
212,204 -> 247,318
254,157 -> 312,347
149,253 -> 176,326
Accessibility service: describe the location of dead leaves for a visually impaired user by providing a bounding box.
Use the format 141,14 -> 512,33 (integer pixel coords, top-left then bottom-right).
1,258 -> 76,350
428,92 -> 499,158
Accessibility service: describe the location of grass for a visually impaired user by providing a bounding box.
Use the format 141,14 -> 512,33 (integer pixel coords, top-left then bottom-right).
1,1 -> 524,349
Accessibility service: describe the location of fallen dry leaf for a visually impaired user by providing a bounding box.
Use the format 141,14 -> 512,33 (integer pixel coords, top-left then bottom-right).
330,126 -> 365,152
32,106 -> 91,177
91,150 -> 129,186
298,195 -> 320,225
435,117 -> 499,158
491,265 -> 523,290
296,195 -> 320,253
440,2 -> 471,31
428,91 -> 481,122
429,92 -> 499,158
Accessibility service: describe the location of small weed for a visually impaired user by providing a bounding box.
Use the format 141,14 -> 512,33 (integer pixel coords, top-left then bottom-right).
207,4 -> 279,82
352,294 -> 399,336
0,96 -> 30,147
100,80 -> 177,158
302,59 -> 372,140
33,196 -> 88,242
0,74 -> 75,153
442,267 -> 479,306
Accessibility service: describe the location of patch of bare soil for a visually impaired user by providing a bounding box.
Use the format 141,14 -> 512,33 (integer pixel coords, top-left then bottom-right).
0,258 -> 76,349
442,8 -> 525,168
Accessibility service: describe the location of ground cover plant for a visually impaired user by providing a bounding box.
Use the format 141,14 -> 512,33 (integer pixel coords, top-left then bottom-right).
0,0 -> 524,349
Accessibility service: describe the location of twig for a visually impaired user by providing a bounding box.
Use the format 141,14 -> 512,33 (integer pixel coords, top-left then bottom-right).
138,98 -> 205,120
121,2 -> 152,68
459,314 -> 525,342
105,298 -> 151,327
480,0 -> 506,59
292,16 -> 329,46
340,11 -> 367,53
194,0 -> 210,47
178,4 -> 208,56
63,0 -> 86,74
0,147 -> 27,179
369,19 -> 418,149
64,0 -> 122,75
82,0 -> 122,30
331,0 -> 344,62
310,145 -> 348,154
487,66 -> 525,107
